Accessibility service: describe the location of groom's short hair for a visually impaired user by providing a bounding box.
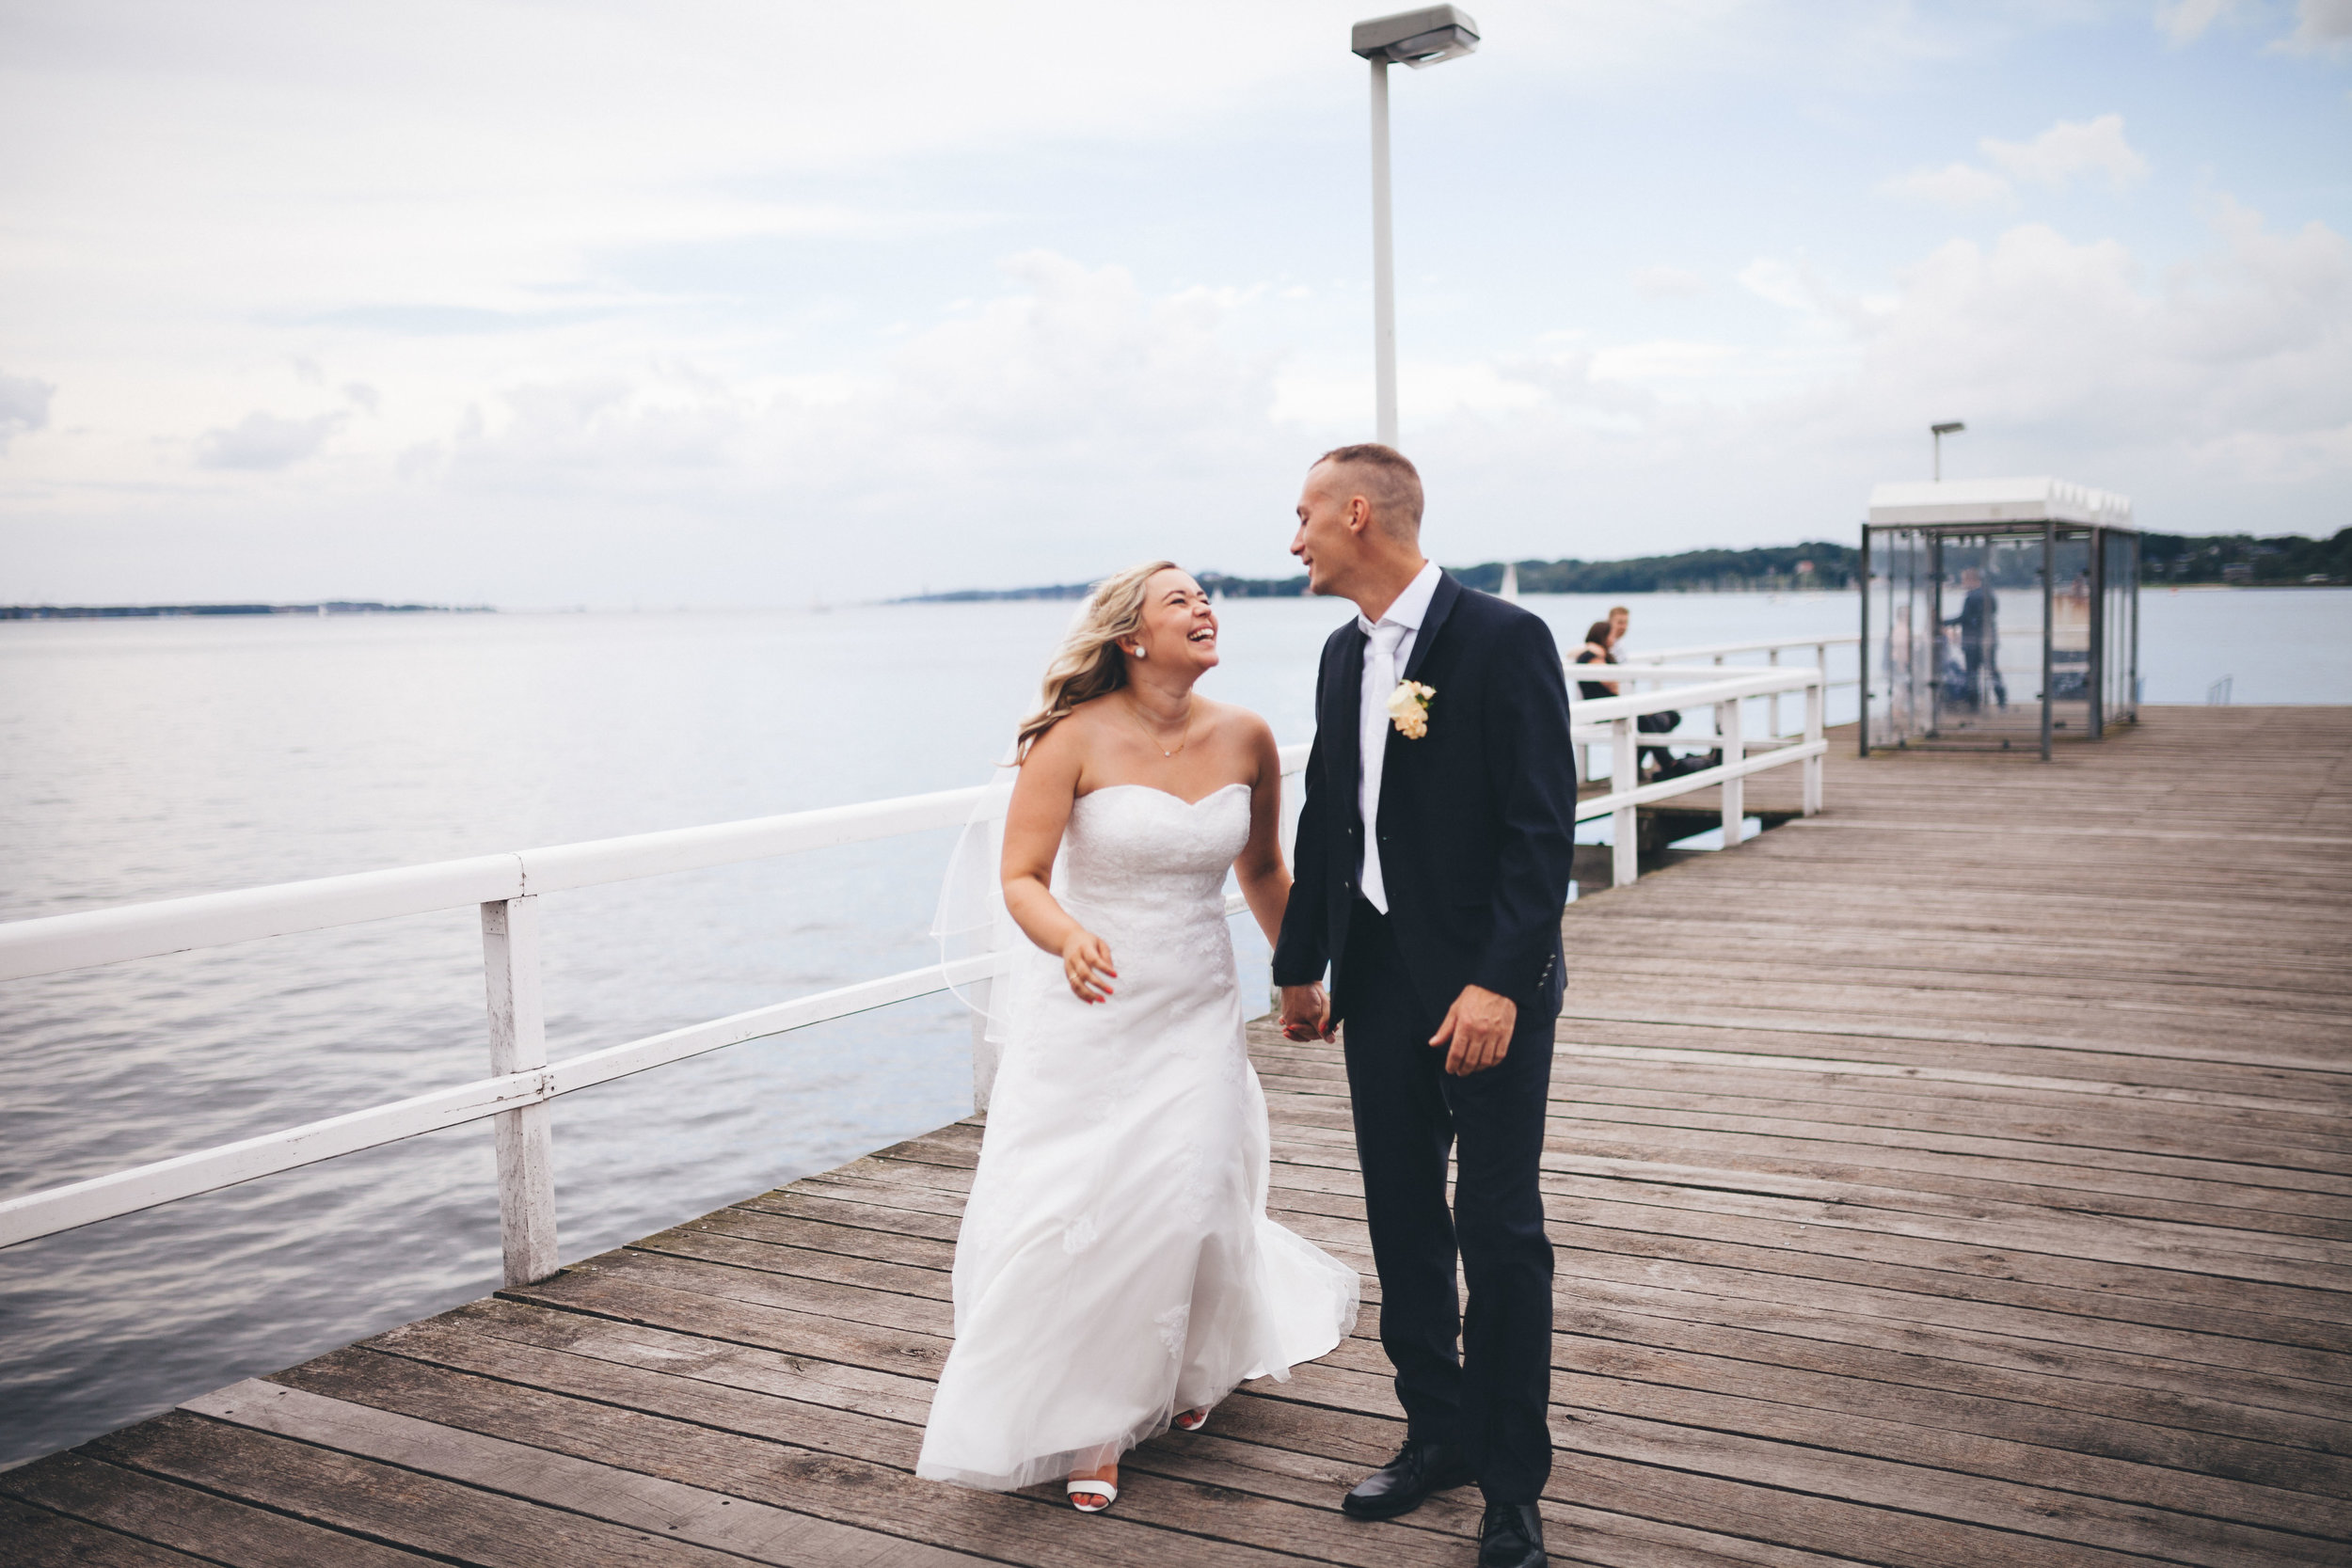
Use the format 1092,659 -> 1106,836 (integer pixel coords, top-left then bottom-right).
1315,443 -> 1423,539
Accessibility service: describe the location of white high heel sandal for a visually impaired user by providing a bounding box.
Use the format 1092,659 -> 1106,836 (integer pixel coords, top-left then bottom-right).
1066,1477 -> 1119,1513
1172,1404 -> 1213,1432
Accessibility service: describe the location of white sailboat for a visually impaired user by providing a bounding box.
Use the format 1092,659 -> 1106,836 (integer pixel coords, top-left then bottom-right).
1499,562 -> 1520,601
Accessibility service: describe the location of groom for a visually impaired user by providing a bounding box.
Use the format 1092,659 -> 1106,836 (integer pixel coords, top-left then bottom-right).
1275,445 -> 1576,1568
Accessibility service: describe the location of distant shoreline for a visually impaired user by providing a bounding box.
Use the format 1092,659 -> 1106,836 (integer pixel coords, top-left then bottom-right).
901,525 -> 2350,602
0,602 -> 495,620
901,544 -> 1865,603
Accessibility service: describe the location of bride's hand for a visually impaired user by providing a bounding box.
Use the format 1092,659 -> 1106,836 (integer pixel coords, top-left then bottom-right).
1061,929 -> 1118,1004
1279,983 -> 1332,1042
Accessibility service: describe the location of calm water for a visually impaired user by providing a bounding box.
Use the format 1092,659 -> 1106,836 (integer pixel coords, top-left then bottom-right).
2,585 -> 2344,1465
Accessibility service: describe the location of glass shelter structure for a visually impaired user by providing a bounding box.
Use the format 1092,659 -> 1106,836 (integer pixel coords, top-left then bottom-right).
1862,478 -> 2137,760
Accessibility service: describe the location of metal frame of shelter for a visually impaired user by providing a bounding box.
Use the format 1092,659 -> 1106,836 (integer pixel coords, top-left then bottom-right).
1860,478 -> 2138,762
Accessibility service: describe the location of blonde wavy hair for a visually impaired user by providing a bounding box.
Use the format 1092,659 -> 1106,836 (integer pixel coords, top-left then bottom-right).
1014,559 -> 1183,759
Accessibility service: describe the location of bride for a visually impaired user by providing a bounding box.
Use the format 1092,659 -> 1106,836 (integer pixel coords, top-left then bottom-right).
916,561 -> 1360,1512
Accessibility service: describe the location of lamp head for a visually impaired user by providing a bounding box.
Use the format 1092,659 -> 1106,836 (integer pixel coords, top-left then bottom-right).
1352,5 -> 1480,68
1930,421 -> 1965,436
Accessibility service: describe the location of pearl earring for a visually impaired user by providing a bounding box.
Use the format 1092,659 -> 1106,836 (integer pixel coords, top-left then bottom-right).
1132,645 -> 1147,659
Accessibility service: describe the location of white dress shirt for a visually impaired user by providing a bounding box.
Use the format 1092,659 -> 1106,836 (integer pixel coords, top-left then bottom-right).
1356,559 -> 1442,914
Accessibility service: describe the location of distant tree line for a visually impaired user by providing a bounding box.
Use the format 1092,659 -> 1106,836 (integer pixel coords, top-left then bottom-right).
892,528 -> 2352,605
1453,543 -> 1860,595
2139,529 -> 2351,586
906,546 -> 1863,603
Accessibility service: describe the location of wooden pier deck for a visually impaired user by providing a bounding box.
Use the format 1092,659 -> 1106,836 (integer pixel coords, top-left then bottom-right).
7,705 -> 2349,1567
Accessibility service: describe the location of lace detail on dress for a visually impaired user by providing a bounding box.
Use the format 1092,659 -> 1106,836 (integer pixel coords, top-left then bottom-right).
1154,1304 -> 1191,1359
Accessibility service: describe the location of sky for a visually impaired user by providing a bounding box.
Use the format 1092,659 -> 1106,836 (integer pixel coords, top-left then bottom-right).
0,0 -> 2346,606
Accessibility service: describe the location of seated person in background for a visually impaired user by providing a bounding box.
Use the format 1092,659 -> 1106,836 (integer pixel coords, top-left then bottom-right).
1573,618 -> 1620,700
1572,612 -> 1705,779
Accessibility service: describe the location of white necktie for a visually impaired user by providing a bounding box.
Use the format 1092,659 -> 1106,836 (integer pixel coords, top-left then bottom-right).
1359,621 -> 1406,915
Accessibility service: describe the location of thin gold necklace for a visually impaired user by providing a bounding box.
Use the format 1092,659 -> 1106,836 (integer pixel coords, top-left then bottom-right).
1126,693 -> 1193,759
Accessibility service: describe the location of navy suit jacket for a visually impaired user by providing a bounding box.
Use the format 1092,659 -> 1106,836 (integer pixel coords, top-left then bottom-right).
1272,572 -> 1580,1024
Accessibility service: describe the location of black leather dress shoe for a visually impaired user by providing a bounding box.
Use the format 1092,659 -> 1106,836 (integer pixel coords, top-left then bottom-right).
1340,1438 -> 1475,1520
1477,1502 -> 1547,1568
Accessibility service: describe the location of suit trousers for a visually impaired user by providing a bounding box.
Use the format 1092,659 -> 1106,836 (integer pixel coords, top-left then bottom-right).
1339,899 -> 1555,1506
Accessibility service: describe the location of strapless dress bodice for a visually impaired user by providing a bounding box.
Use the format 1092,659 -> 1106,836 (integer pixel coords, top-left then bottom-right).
1057,783 -> 1251,925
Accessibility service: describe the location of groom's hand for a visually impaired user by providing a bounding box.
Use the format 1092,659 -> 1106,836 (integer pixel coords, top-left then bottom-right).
1431,985 -> 1517,1075
1279,984 -> 1333,1042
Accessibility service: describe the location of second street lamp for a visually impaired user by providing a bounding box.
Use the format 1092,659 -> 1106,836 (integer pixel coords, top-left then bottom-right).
1931,420 -> 1965,482
1351,6 -> 1480,447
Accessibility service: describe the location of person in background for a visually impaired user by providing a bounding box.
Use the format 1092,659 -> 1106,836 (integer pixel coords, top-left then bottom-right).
1944,568 -> 2002,711
1572,619 -> 1619,700
1574,610 -> 1690,779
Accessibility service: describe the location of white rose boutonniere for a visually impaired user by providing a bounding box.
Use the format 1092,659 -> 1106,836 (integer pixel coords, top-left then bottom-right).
1387,679 -> 1435,739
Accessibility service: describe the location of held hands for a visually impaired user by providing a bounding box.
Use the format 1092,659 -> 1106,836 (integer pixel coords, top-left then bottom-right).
1431,984 -> 1517,1076
1279,983 -> 1333,1042
1061,929 -> 1118,1004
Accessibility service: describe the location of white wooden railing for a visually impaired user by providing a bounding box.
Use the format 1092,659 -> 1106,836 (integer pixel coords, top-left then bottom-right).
1569,662 -> 1827,889
1617,633 -> 1859,740
0,780 -> 1055,1285
0,649 -> 1833,1289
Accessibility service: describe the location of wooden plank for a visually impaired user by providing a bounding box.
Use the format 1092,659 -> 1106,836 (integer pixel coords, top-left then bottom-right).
0,1449 -> 435,1568
269,1344 -> 1446,1568
84,1412 -> 761,1568
609,1207 -> 2352,1456
0,1497 -> 215,1568
328,1309 -> 2224,1568
468,1276 -> 2352,1541
183,1380 -> 992,1567
503,1262 -> 954,1380
1264,1050 -> 2352,1141
529,1222 -> 2352,1542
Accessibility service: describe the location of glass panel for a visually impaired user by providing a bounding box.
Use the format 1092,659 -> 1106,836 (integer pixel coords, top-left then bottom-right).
1866,526 -> 1932,749
2102,531 -> 2137,722
2047,529 -> 2093,739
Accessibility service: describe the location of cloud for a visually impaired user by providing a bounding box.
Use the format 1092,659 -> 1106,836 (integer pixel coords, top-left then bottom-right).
1833,205 -> 2350,473
1374,199 -> 2352,554
1736,257 -> 1819,312
3,5 -> 2343,601
2154,0 -> 2251,44
1589,341 -> 1742,386
195,410 -> 346,470
389,252 -> 1301,588
1981,114 -> 2150,191
2277,0 -> 2352,52
1879,161 -> 2013,207
0,372 -> 55,452
1630,265 -> 1706,298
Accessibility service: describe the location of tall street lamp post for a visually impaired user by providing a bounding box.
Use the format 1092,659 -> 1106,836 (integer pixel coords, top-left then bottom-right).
1931,420 -> 1965,482
1351,7 -> 1480,447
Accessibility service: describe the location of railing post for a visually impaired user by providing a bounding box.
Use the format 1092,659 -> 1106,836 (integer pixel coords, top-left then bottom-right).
1803,675 -> 1824,816
1611,716 -> 1638,888
1767,647 -> 1782,737
1718,698 -> 1745,847
481,896 -> 558,1287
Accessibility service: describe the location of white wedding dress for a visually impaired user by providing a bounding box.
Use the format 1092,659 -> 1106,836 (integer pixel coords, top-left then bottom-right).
916,783 -> 1360,1491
